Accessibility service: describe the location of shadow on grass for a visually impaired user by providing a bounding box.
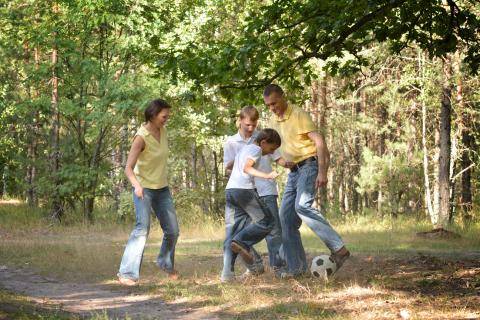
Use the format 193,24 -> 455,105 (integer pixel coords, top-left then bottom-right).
214,301 -> 337,320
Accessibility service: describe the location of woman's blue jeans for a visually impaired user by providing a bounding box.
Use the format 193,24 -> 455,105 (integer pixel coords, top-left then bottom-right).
118,187 -> 179,280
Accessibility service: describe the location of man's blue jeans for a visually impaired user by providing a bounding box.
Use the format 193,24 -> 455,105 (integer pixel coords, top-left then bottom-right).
280,161 -> 344,274
118,187 -> 179,280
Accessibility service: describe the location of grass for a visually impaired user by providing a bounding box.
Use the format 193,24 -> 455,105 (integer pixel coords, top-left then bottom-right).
1,200 -> 479,319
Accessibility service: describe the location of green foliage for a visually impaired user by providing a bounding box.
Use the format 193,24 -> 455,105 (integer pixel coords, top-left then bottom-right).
154,0 -> 480,91
117,190 -> 134,221
0,0 -> 479,225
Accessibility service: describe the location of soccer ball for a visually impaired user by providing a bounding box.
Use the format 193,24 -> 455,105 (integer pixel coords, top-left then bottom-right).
310,255 -> 337,279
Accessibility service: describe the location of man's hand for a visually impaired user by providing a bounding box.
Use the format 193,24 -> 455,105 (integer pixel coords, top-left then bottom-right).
276,157 -> 295,169
316,172 -> 328,188
284,161 -> 295,169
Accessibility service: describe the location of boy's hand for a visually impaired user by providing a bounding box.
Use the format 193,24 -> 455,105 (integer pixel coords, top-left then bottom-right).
266,171 -> 279,180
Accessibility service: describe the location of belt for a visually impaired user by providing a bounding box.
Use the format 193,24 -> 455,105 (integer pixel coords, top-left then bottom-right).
290,156 -> 317,172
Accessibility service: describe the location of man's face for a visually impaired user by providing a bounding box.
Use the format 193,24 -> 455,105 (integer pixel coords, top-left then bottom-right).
264,92 -> 287,117
239,117 -> 257,137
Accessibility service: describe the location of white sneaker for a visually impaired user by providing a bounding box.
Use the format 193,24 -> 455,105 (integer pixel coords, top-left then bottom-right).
220,272 -> 235,283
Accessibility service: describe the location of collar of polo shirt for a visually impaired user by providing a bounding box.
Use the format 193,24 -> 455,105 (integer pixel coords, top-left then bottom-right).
234,130 -> 258,143
274,104 -> 293,122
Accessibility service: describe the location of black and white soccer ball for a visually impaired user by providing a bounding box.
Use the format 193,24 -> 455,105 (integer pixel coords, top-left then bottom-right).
310,254 -> 337,279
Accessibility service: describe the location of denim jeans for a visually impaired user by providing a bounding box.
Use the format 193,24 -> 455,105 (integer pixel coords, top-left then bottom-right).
118,187 -> 179,280
260,195 -> 285,269
221,201 -> 251,278
280,160 -> 344,274
223,189 -> 273,268
221,194 -> 281,278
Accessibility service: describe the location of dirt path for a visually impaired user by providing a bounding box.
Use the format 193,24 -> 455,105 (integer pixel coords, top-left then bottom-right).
0,266 -> 219,319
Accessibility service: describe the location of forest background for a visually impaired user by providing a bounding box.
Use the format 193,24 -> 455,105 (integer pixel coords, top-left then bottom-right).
1,0 -> 479,230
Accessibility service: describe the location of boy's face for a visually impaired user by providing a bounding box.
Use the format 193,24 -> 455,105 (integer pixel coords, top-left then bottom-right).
239,117 -> 257,137
260,141 -> 279,155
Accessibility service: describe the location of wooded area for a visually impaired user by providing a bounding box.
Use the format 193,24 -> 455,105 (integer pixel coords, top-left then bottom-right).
1,0 -> 479,229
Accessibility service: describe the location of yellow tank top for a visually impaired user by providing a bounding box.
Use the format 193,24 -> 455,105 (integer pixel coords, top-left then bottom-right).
133,125 -> 169,189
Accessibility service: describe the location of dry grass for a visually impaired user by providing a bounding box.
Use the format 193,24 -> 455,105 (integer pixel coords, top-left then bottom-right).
0,202 -> 479,319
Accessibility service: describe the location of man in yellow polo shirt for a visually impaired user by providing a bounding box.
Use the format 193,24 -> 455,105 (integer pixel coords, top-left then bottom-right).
263,84 -> 350,278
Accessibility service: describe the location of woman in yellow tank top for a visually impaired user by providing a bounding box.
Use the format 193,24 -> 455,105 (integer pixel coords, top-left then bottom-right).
117,99 -> 179,286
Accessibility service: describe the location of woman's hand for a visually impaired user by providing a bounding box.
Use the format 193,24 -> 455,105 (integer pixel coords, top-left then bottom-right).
134,185 -> 144,199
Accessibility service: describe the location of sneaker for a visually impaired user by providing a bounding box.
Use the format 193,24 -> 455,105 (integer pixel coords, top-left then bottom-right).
238,269 -> 253,281
118,276 -> 138,286
275,269 -> 294,279
331,246 -> 351,274
166,269 -> 179,280
274,267 -> 305,279
158,264 -> 180,280
231,241 -> 254,265
247,260 -> 265,274
220,272 -> 236,283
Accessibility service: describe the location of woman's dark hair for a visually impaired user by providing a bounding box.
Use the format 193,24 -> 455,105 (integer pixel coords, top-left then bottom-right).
255,128 -> 281,147
144,99 -> 171,122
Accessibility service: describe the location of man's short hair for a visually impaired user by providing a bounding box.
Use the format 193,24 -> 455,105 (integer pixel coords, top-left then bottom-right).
263,84 -> 284,97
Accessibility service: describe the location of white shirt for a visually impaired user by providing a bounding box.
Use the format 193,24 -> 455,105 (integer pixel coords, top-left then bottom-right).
223,131 -> 280,196
226,144 -> 262,190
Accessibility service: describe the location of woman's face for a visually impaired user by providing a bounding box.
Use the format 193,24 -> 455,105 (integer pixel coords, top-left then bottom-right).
152,108 -> 170,127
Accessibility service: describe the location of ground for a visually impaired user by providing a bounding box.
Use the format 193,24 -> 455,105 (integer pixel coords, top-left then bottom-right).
0,201 -> 479,319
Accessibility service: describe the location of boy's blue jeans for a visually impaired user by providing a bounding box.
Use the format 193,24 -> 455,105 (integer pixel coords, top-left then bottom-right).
221,189 -> 273,277
280,160 -> 344,274
118,187 -> 179,280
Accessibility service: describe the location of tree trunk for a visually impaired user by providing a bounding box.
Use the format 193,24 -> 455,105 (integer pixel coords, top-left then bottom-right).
50,1 -> 64,221
84,128 -> 107,223
311,79 -> 329,214
377,103 -> 387,215
432,58 -> 452,229
212,150 -> 221,214
455,56 -> 474,219
191,143 -> 197,189
26,46 -> 41,207
422,101 -> 434,218
2,166 -> 7,198
351,82 -> 363,213
199,147 -> 211,214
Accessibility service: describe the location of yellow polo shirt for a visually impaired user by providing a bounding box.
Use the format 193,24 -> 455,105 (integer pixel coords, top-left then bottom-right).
133,125 -> 169,189
268,105 -> 317,163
